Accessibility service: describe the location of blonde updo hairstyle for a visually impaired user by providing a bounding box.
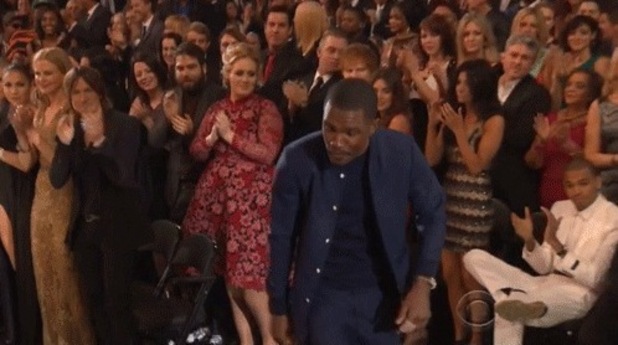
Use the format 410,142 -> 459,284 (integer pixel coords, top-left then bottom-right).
511,7 -> 550,46
221,42 -> 260,86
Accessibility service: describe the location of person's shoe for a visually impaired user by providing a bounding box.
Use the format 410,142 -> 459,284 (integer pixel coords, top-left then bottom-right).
495,300 -> 547,322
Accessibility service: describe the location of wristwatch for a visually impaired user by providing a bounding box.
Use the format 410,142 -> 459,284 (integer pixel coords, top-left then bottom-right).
416,275 -> 437,290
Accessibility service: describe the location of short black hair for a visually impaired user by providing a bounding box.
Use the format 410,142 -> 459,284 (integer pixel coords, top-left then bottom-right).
267,5 -> 293,27
175,42 -> 205,67
325,79 -> 377,120
565,156 -> 599,177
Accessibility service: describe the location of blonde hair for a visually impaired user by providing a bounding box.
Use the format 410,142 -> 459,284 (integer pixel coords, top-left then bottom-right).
456,13 -> 499,65
164,14 -> 191,38
32,47 -> 73,106
294,1 -> 329,56
511,7 -> 550,46
222,42 -> 260,83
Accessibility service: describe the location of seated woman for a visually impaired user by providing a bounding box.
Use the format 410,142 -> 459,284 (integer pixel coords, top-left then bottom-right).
425,59 -> 504,345
372,67 -> 412,135
525,68 -> 602,208
455,13 -> 500,66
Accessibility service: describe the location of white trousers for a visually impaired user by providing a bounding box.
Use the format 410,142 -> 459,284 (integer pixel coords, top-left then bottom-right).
462,249 -> 596,345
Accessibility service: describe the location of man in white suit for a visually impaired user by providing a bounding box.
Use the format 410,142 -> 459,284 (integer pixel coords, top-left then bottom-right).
464,157 -> 618,345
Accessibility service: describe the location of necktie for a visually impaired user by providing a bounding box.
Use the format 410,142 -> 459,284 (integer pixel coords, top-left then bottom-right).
141,25 -> 147,39
263,53 -> 276,82
309,76 -> 324,98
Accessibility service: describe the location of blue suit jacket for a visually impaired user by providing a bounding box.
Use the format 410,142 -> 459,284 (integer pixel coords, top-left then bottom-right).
268,129 -> 446,342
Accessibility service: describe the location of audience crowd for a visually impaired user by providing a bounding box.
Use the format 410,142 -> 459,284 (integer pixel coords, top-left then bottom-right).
1,0 -> 618,343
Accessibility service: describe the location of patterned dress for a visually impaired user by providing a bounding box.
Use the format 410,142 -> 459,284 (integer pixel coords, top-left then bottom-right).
443,127 -> 494,253
599,101 -> 618,205
183,94 -> 283,290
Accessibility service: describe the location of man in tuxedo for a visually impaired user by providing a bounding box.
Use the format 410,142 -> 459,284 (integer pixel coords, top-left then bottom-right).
67,0 -> 111,51
282,29 -> 348,145
130,0 -> 163,55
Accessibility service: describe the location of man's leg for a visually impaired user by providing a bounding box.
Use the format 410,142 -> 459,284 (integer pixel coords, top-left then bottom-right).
307,287 -> 356,345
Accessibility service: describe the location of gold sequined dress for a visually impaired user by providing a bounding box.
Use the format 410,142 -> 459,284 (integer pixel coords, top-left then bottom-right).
30,108 -> 95,345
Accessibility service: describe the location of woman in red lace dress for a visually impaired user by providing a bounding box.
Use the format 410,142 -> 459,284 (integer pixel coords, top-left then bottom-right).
183,42 -> 283,345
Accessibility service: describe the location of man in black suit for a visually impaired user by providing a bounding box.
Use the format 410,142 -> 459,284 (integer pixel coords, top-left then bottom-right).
490,35 -> 551,269
67,0 -> 111,51
369,0 -> 394,40
150,43 -> 225,222
130,0 -> 163,55
491,34 -> 551,216
258,5 -> 305,107
282,30 -> 348,145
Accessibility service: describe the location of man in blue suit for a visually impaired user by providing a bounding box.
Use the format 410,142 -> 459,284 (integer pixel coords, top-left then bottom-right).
268,79 -> 446,345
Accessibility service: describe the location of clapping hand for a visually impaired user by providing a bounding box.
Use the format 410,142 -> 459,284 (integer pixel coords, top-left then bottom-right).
56,113 -> 75,145
163,91 -> 180,122
129,98 -> 149,120
533,113 -> 551,142
282,80 -> 309,108
510,207 -> 535,243
440,103 -> 465,135
541,206 -> 561,245
214,112 -> 233,143
10,104 -> 34,132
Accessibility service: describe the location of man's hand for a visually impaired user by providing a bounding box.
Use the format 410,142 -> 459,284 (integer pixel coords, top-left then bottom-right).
395,280 -> 431,334
282,80 -> 309,107
541,206 -> 562,249
170,113 -> 194,136
272,315 -> 293,345
511,207 -> 535,243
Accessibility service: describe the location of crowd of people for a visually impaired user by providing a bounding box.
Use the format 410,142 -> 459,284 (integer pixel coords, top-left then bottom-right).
1,0 -> 618,344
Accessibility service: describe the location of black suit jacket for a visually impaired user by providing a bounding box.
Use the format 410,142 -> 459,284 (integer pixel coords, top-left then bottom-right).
371,0 -> 395,40
149,80 -> 225,220
490,74 -> 551,216
258,41 -> 309,107
50,110 -> 150,251
283,72 -> 342,146
135,17 -> 164,56
70,4 -> 111,50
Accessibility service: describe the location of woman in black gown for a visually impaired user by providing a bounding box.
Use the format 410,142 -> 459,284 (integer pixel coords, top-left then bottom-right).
0,63 -> 40,345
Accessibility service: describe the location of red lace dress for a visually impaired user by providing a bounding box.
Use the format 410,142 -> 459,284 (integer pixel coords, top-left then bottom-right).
183,94 -> 283,290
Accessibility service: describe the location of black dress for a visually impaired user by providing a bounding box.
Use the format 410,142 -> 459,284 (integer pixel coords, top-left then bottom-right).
0,104 -> 40,345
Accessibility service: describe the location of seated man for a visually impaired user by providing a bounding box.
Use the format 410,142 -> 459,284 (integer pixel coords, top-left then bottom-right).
463,157 -> 618,345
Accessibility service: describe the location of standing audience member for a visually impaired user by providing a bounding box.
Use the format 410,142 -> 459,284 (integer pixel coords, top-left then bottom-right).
34,7 -> 67,49
380,2 -> 420,68
425,59 -> 504,345
67,0 -> 111,52
0,63 -> 40,345
282,29 -> 347,145
129,52 -> 169,220
464,157 -> 618,345
525,69 -> 602,208
269,79 -> 446,345
371,67 -> 412,134
52,66 -> 149,345
491,35 -> 551,217
160,31 -> 182,73
183,42 -> 283,345
456,13 -> 499,66
29,47 -> 96,345
131,0 -> 164,55
584,57 -> 618,204
151,42 -> 225,223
